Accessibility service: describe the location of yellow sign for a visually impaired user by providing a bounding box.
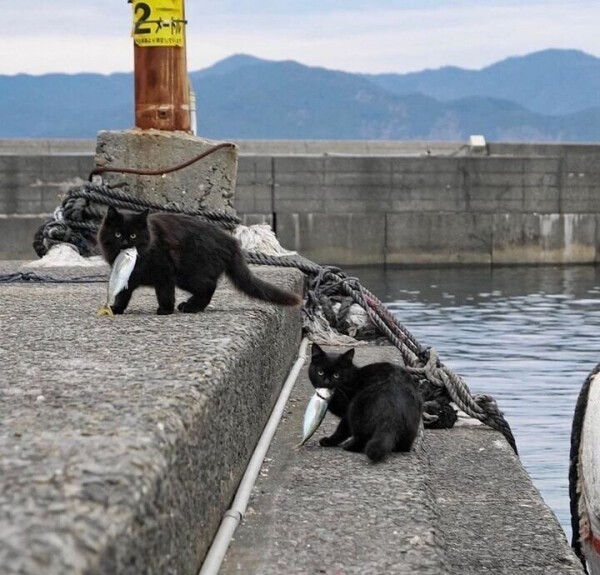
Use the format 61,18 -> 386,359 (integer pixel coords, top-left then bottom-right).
131,0 -> 185,47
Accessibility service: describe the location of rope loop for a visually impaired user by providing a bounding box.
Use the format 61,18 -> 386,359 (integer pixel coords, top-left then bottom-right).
33,181 -> 242,258
31,178 -> 518,454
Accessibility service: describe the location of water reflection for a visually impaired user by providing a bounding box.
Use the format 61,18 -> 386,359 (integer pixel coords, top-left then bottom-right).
345,264 -> 600,537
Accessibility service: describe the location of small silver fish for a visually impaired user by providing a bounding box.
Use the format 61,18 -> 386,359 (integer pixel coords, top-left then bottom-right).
297,387 -> 334,447
97,247 -> 138,317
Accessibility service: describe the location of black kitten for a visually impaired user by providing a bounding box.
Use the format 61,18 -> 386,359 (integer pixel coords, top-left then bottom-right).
309,343 -> 423,463
98,206 -> 301,315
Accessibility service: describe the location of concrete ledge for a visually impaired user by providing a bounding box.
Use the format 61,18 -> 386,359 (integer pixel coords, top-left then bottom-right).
0,263 -> 303,575
0,216 -> 47,259
4,140 -> 600,265
220,345 -> 584,575
427,425 -> 582,574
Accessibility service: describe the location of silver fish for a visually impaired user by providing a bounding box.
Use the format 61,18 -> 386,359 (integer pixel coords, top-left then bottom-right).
97,247 -> 138,317
297,387 -> 334,447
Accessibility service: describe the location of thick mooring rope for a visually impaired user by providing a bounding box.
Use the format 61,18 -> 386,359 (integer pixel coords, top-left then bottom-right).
247,252 -> 518,453
30,180 -> 517,453
33,182 -> 241,257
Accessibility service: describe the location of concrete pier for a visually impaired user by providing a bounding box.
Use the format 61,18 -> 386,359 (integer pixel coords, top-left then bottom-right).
0,260 -> 584,574
0,260 -> 302,574
2,139 -> 600,265
220,345 -> 583,575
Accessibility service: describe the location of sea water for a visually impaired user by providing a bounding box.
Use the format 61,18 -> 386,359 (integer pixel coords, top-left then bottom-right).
345,264 -> 600,538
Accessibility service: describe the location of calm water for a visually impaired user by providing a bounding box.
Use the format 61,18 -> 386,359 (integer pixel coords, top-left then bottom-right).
345,264 -> 600,538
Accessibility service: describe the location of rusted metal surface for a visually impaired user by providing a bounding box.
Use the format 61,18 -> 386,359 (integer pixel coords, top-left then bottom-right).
132,0 -> 190,131
134,45 -> 191,131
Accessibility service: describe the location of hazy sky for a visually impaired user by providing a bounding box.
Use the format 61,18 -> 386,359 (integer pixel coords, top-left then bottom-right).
2,1 -> 598,75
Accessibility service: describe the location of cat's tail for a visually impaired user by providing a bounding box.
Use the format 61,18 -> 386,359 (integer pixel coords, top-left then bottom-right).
365,431 -> 395,463
226,249 -> 302,306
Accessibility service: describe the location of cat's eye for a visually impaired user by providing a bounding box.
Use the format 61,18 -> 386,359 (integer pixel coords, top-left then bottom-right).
333,373 -> 340,379
115,232 -> 122,238
317,369 -> 324,376
130,233 -> 136,239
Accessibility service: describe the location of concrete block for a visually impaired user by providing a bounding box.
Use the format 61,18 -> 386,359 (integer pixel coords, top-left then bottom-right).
274,196 -> 325,214
95,130 -> 238,212
322,169 -> 392,188
562,176 -> 600,212
462,157 -> 561,213
563,146 -> 600,173
236,156 -> 272,182
492,213 -> 597,264
390,184 -> 466,212
391,157 -> 460,174
287,184 -> 392,213
0,265 -> 303,575
386,212 -> 493,265
520,184 -> 560,213
274,170 -> 325,188
273,156 -> 326,175
235,157 -> 272,213
323,197 -> 393,214
0,139 -> 96,156
234,184 -> 273,214
0,156 -> 89,214
276,213 -> 386,265
324,158 -> 391,183
238,213 -> 274,227
0,216 -> 48,259
467,184 -> 560,213
271,158 -> 326,193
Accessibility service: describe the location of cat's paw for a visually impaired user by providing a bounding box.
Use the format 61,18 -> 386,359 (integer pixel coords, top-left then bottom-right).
156,307 -> 174,315
319,437 -> 337,447
110,306 -> 125,315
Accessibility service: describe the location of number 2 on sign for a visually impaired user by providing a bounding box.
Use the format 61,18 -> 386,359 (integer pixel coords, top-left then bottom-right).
134,2 -> 152,35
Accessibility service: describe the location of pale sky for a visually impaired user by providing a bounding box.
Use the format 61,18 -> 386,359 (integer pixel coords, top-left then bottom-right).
2,1 -> 598,76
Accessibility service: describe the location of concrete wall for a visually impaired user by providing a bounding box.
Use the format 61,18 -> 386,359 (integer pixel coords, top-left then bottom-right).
1,139 -> 600,265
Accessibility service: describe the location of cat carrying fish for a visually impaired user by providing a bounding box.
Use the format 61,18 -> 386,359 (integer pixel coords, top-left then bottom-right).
98,207 -> 302,315
307,343 -> 423,463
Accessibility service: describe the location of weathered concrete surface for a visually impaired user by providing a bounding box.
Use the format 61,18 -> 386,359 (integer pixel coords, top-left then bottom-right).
427,427 -> 581,574
3,140 -> 600,265
94,130 -> 238,213
0,261 -> 303,575
0,216 -> 48,260
220,345 -> 584,575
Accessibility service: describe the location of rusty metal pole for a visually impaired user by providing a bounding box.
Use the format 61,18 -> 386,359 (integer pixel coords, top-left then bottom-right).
130,0 -> 190,131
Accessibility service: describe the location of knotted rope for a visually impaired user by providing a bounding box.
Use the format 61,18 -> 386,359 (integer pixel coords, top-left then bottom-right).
33,182 -> 241,258
30,179 -> 518,454
247,252 -> 517,453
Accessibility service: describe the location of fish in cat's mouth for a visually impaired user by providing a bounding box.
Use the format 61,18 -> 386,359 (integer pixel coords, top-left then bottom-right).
297,387 -> 334,448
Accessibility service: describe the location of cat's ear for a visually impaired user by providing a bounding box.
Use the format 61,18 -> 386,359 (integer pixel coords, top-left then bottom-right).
105,205 -> 120,221
137,208 -> 150,221
340,348 -> 355,364
311,343 -> 325,359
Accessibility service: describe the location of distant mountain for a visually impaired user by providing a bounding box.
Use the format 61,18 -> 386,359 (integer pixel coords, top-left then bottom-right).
364,49 -> 600,116
193,54 -> 269,78
1,49 -> 600,141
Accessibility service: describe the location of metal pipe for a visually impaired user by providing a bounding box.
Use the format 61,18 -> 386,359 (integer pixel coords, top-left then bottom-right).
189,78 -> 197,135
198,337 -> 310,575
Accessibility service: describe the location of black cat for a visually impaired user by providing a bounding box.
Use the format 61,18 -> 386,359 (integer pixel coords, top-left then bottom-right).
309,343 -> 423,462
97,206 -> 302,315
